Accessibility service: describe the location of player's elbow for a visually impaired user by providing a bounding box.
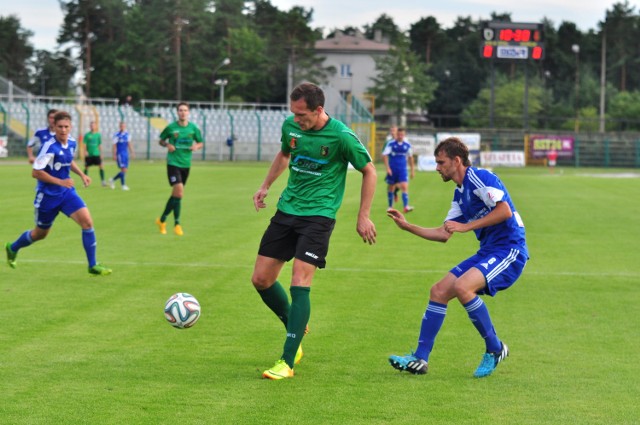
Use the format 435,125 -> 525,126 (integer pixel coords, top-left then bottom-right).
433,229 -> 452,243
497,201 -> 512,219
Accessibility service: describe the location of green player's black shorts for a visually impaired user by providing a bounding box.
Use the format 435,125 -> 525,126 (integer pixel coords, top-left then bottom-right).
167,164 -> 190,186
258,210 -> 336,269
84,155 -> 102,167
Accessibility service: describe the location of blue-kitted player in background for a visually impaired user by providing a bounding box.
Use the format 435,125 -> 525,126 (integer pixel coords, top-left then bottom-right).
5,111 -> 112,276
109,121 -> 135,190
26,109 -> 57,164
386,136 -> 528,378
382,127 -> 415,212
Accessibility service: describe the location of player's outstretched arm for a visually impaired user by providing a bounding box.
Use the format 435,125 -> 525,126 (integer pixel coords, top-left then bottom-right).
444,201 -> 512,234
387,209 -> 451,243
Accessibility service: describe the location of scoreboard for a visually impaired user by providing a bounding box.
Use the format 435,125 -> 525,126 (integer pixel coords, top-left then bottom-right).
480,22 -> 545,60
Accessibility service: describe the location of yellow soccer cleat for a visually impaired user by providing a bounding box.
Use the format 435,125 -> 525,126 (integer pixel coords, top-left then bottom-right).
294,324 -> 309,365
155,218 -> 167,235
89,263 -> 112,276
5,242 -> 17,269
294,345 -> 304,365
174,224 -> 184,236
262,359 -> 294,380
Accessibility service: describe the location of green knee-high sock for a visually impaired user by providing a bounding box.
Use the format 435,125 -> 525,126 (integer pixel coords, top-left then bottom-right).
173,197 -> 182,225
99,169 -> 105,181
282,286 -> 310,368
161,196 -> 177,222
257,280 -> 290,327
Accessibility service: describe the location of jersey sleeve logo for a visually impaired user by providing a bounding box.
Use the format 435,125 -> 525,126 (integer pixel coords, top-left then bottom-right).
290,137 -> 297,149
320,146 -> 329,156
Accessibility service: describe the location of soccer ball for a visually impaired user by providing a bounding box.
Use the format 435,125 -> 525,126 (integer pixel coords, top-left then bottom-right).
164,292 -> 201,329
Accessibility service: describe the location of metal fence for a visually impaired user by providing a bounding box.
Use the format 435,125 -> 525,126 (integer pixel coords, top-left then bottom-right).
1,78 -> 639,168
0,84 -> 379,163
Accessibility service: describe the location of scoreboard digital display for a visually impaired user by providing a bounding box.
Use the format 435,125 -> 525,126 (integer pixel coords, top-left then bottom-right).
480,22 -> 545,60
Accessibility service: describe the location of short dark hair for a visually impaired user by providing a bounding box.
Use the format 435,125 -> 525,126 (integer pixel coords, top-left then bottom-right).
290,83 -> 325,110
434,137 -> 471,167
177,102 -> 189,110
53,111 -> 72,123
47,109 -> 58,117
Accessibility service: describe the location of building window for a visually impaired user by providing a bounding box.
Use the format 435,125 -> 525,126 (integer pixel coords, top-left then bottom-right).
340,64 -> 352,78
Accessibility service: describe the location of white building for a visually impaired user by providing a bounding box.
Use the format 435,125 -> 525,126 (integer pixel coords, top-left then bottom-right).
314,31 -> 390,120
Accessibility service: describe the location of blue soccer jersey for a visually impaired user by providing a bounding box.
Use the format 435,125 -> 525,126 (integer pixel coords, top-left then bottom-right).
444,167 -> 528,257
113,131 -> 131,168
383,140 -> 413,170
113,131 -> 131,156
33,137 -> 78,197
27,127 -> 56,152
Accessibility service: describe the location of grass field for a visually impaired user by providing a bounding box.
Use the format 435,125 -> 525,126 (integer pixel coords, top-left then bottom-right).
1,160 -> 639,424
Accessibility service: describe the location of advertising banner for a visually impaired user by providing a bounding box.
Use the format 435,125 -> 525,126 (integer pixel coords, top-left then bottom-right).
437,133 -> 481,165
480,151 -> 526,167
530,135 -> 574,159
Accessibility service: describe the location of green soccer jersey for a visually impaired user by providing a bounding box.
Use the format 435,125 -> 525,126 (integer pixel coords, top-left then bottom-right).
277,116 -> 372,219
83,131 -> 102,156
160,121 -> 203,168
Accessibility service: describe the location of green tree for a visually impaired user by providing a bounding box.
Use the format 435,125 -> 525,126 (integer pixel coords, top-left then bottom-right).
225,26 -> 269,102
28,49 -> 76,96
58,0 -> 128,97
0,15 -> 34,86
462,74 -> 544,129
252,3 -> 325,101
608,90 -> 640,130
368,39 -> 438,124
602,1 -> 639,92
363,14 -> 402,44
409,16 -> 445,65
428,16 -> 486,126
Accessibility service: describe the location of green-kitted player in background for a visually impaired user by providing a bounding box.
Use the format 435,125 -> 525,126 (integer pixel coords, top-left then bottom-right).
155,102 -> 203,236
83,121 -> 107,186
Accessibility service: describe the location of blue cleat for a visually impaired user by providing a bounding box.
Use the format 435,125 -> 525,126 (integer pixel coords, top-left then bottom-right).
389,353 -> 428,375
474,343 -> 509,378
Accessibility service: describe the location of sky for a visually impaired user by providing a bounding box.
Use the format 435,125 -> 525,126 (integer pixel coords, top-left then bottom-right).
2,0 -> 629,52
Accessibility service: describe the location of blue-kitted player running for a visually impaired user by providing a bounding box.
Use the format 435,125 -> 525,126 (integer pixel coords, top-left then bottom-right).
109,121 -> 135,191
5,111 -> 112,276
386,136 -> 528,378
382,127 -> 415,212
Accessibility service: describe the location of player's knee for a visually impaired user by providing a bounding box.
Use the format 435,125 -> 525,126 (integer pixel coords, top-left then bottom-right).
452,280 -> 476,302
31,228 -> 49,241
429,283 -> 451,303
251,274 -> 271,290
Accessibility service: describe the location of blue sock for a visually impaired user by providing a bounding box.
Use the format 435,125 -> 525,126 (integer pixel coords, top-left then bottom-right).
82,228 -> 97,268
402,192 -> 409,207
120,172 -> 126,185
464,296 -> 502,353
114,172 -> 122,183
11,230 -> 34,252
387,191 -> 393,207
414,301 -> 447,361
